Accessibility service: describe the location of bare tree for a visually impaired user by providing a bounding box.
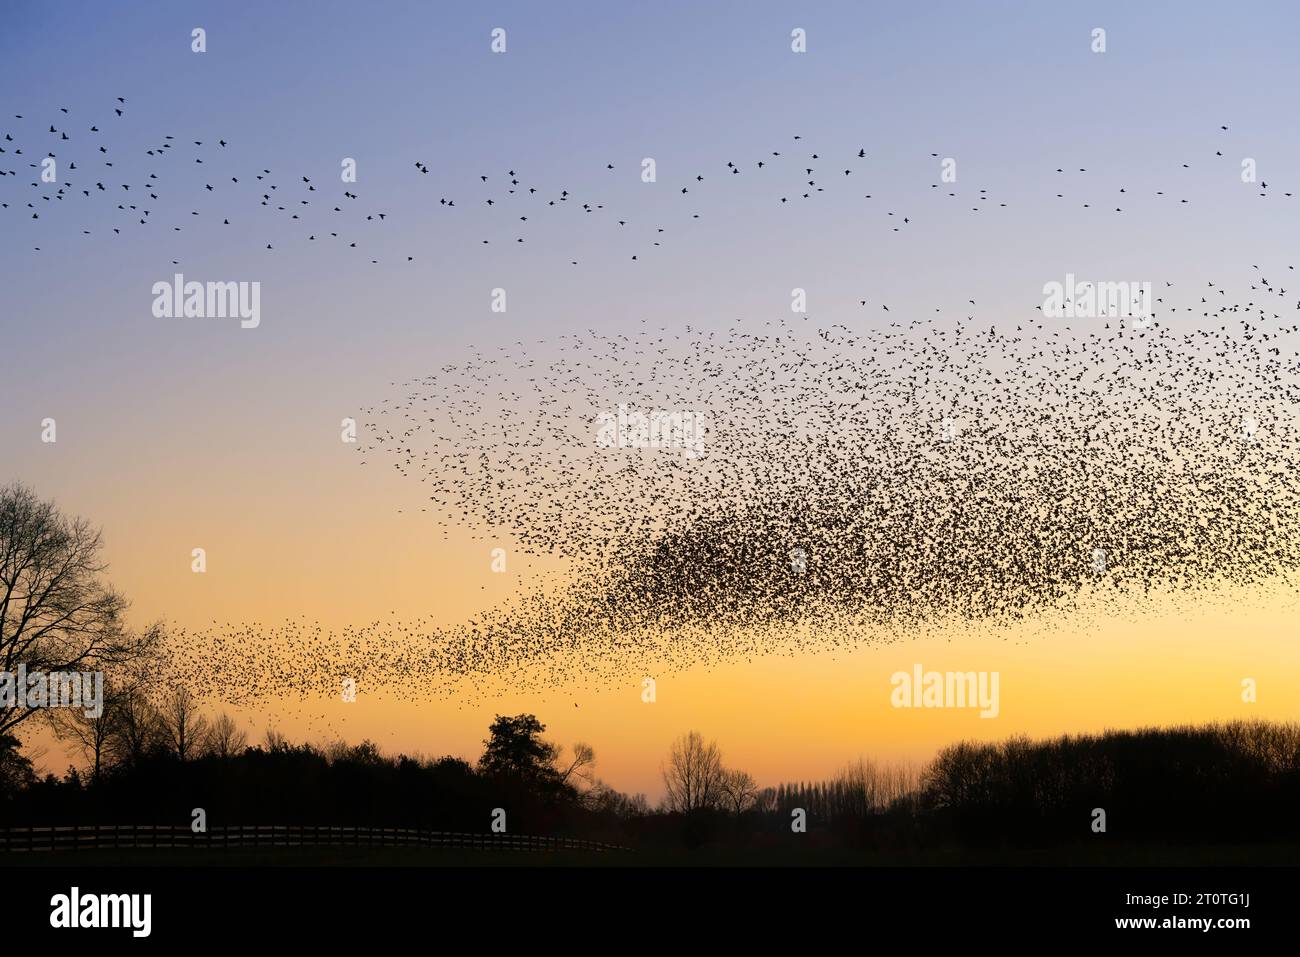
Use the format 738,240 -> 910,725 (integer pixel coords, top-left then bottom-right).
718,767 -> 759,815
0,483 -> 162,735
109,685 -> 159,768
206,712 -> 248,759
583,779 -> 651,817
752,786 -> 778,814
556,741 -> 596,786
835,758 -> 919,815
662,730 -> 726,812
159,686 -> 208,760
47,680 -> 123,784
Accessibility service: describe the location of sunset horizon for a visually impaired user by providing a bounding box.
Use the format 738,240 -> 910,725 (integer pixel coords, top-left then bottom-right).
3,0 -> 1295,942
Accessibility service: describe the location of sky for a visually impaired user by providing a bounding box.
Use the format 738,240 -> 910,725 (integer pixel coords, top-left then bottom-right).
3,1 -> 1299,798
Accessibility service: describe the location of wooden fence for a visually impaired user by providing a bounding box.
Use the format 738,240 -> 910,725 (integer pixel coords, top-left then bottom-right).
0,824 -> 631,854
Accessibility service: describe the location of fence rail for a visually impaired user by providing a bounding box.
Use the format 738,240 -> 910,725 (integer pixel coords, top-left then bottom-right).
0,824 -> 631,854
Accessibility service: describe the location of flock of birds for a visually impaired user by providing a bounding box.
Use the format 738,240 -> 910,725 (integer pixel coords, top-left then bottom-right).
166,292 -> 1300,704
2,99 -> 1291,268
11,98 -> 1297,705
1,97 -> 399,262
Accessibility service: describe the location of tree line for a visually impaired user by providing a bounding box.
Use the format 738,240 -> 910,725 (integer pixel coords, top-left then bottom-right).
6,707 -> 1299,850
4,480 -> 1298,852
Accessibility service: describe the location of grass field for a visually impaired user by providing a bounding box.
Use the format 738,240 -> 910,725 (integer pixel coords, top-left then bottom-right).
4,842 -> 1297,867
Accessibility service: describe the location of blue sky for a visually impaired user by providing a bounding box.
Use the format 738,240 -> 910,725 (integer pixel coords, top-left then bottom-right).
4,0 -> 1300,596
6,0 -> 1300,787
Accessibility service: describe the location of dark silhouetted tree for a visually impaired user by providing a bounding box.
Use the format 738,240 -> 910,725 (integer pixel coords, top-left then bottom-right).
159,686 -> 208,761
109,686 -> 160,768
0,732 -> 36,799
206,713 -> 248,759
662,731 -> 725,812
478,714 -> 563,790
47,679 -> 123,784
557,741 -> 596,787
0,482 -> 162,736
719,768 -> 759,815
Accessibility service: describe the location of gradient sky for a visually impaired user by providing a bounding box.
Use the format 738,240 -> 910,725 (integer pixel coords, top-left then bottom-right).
3,1 -> 1299,797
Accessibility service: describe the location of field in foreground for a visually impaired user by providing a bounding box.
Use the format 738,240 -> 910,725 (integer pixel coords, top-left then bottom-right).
4,841 -> 1297,867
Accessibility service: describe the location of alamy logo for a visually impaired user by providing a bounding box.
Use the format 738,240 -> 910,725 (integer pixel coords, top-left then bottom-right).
151,273 -> 261,328
890,664 -> 1000,718
1042,273 -> 1151,323
0,664 -> 104,718
49,887 -> 151,937
595,404 -> 705,458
